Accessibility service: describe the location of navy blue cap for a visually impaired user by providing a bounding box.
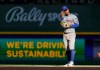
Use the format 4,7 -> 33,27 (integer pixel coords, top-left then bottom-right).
61,6 -> 68,11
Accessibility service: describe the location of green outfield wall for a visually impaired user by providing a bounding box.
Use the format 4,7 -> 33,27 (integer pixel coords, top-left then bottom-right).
0,5 -> 100,32
0,38 -> 85,64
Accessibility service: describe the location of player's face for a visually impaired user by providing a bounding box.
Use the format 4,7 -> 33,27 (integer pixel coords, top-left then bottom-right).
64,9 -> 70,15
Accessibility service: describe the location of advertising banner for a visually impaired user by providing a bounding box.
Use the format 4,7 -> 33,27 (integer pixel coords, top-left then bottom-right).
0,38 -> 85,64
0,5 -> 100,32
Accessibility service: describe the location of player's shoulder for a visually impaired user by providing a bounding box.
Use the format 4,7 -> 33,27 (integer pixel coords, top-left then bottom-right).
70,14 -> 78,19
70,14 -> 77,18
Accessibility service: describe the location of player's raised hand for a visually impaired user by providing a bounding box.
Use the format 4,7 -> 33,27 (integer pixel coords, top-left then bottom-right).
60,11 -> 65,17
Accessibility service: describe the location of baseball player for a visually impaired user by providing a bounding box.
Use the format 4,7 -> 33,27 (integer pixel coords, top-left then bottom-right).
60,5 -> 79,66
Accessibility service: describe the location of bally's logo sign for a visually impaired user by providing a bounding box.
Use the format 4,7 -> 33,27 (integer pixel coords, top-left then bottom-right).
5,6 -> 61,26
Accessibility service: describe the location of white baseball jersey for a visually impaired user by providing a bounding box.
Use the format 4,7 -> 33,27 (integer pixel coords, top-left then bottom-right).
62,14 -> 79,33
62,14 -> 79,50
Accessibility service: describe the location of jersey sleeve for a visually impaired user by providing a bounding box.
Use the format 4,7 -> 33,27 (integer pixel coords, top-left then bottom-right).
70,15 -> 79,28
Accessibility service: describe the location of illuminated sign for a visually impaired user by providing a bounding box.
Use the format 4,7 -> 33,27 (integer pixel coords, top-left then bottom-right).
0,38 -> 85,64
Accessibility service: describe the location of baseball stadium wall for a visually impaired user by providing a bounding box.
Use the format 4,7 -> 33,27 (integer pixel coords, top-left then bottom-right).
0,5 -> 100,32
0,5 -> 100,65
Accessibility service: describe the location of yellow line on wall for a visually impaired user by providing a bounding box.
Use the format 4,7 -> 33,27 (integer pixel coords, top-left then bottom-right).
0,32 -> 100,35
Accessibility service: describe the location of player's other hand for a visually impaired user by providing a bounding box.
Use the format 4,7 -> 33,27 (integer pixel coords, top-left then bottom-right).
60,20 -> 70,28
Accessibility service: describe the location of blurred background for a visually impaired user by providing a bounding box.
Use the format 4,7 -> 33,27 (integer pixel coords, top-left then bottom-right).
0,0 -> 100,65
